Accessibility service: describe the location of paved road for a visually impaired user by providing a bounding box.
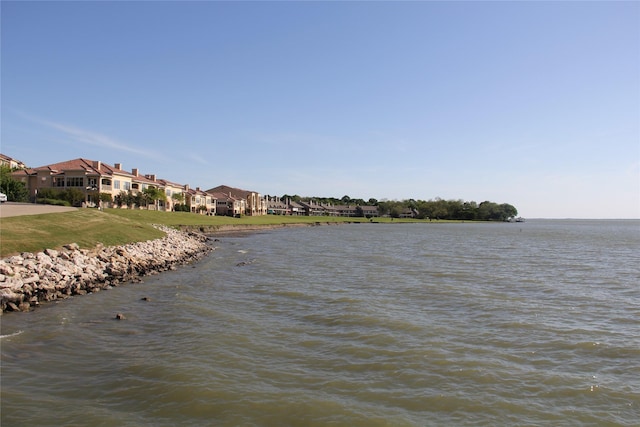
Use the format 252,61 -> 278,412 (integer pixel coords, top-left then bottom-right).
0,203 -> 78,218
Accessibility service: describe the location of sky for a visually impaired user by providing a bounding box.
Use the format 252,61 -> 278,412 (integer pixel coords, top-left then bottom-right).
1,1 -> 638,219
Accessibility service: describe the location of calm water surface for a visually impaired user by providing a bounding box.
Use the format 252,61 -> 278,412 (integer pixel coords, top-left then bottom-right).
1,220 -> 639,426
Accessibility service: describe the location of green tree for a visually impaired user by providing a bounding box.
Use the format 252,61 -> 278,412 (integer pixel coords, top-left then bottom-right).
142,187 -> 166,209
389,206 -> 401,218
114,191 -> 127,208
476,201 -> 516,221
99,192 -> 112,208
431,198 -> 448,219
134,192 -> 146,208
0,165 -> 29,202
61,188 -> 86,206
498,203 -> 518,221
461,201 -> 478,220
172,192 -> 185,204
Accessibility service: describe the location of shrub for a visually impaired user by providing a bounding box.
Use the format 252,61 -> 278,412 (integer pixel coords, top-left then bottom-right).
173,203 -> 190,212
36,188 -> 84,206
37,198 -> 71,206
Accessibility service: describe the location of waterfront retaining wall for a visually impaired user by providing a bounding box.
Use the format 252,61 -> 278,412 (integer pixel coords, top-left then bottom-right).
0,226 -> 212,313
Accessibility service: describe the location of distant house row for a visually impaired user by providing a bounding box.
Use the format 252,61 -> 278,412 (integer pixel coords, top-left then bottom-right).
266,197 -> 379,217
7,157 -> 380,217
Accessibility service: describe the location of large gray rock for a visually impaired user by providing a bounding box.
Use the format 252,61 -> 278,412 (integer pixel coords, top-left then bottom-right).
0,226 -> 212,313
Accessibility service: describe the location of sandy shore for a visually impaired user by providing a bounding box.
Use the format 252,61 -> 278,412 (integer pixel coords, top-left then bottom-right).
0,203 -> 78,218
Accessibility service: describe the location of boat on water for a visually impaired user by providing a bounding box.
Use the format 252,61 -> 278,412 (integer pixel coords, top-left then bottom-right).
507,217 -> 526,223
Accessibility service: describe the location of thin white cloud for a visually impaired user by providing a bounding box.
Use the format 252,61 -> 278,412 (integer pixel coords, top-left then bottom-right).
184,152 -> 209,166
16,110 -> 161,160
43,120 -> 155,158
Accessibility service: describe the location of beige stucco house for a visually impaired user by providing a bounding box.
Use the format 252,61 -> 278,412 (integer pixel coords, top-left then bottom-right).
205,185 -> 267,216
12,158 -> 176,209
0,153 -> 27,170
184,186 -> 215,214
13,158 -> 136,207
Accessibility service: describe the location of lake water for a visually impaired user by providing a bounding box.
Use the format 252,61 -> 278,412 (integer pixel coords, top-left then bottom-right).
1,220 -> 639,426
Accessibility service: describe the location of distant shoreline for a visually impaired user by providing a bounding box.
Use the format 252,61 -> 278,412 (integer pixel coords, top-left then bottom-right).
179,221 -> 349,236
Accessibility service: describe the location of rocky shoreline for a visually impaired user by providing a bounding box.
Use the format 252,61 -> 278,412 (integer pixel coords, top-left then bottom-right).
0,226 -> 212,314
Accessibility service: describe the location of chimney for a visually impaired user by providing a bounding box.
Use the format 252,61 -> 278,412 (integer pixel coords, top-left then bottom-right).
196,187 -> 200,192
114,163 -> 122,170
184,184 -> 190,191
132,168 -> 139,176
93,160 -> 101,170
145,174 -> 156,181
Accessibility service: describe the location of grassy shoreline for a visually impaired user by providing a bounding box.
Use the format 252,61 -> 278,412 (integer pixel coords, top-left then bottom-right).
0,208 -> 462,257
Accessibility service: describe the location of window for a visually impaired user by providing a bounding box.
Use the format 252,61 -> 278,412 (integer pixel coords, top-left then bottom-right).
114,180 -> 121,190
53,177 -> 65,187
123,182 -> 130,191
166,189 -> 171,196
66,177 -> 84,187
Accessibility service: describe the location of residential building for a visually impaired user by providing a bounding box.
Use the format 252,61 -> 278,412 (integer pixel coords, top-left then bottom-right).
265,197 -> 312,216
157,178 -> 186,211
266,196 -> 290,215
208,191 -> 245,217
298,200 -> 327,216
10,158 -> 174,209
360,205 -> 380,218
185,186 -> 215,214
399,208 -> 419,218
205,185 -> 267,216
289,200 -> 305,216
13,158 -> 137,207
0,153 -> 27,170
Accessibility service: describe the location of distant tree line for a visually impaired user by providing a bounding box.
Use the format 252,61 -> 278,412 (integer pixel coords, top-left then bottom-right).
279,193 -> 518,221
377,199 -> 517,221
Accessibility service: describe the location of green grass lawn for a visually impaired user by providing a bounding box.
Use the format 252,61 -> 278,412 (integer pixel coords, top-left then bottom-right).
0,207 -> 453,257
0,209 -> 165,257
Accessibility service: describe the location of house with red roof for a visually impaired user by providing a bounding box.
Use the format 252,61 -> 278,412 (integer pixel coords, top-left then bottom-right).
184,185 -> 215,214
205,185 -> 267,216
12,158 -> 169,209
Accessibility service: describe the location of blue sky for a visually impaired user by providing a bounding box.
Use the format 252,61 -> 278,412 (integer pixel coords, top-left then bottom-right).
2,1 -> 638,218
